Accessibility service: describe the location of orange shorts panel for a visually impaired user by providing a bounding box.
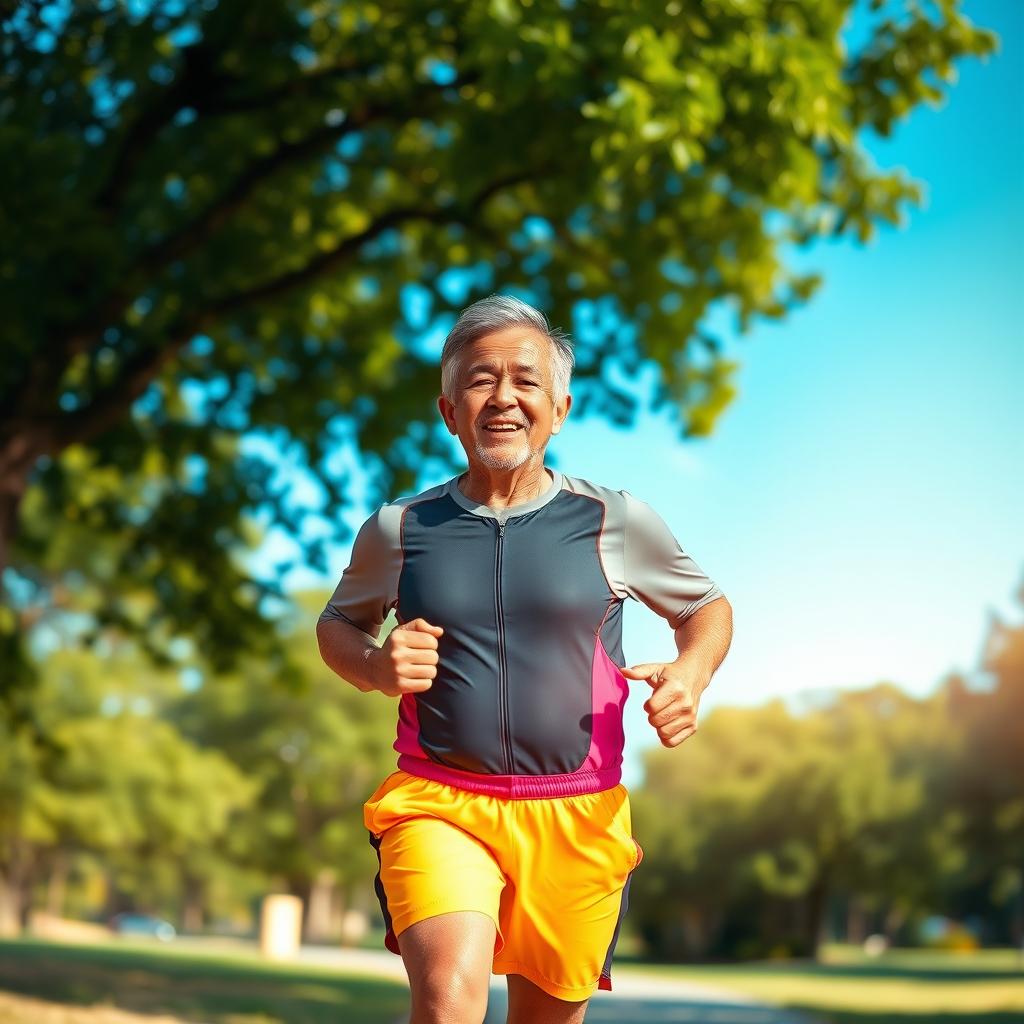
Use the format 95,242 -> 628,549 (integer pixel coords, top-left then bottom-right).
363,769 -> 643,1002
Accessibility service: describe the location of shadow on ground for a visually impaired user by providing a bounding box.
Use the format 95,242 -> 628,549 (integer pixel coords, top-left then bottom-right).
0,939 -> 407,1024
613,951 -> 1023,985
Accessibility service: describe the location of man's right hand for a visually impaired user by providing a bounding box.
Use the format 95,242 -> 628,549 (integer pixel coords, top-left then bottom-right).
368,617 -> 444,697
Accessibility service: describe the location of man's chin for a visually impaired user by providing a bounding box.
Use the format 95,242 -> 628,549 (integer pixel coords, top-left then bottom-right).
471,442 -> 534,472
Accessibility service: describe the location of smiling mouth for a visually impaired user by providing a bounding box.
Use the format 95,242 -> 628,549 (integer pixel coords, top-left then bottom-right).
481,424 -> 525,433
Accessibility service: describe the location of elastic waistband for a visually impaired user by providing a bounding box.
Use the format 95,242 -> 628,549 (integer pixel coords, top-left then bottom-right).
397,754 -> 621,799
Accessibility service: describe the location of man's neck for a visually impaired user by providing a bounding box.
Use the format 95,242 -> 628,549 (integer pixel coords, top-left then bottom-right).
457,461 -> 553,512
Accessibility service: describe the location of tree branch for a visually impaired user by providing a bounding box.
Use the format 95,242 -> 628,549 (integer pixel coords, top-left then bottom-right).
70,73 -> 483,357
197,57 -> 384,115
49,166 -> 550,454
147,70 -> 480,274
93,41 -> 227,213
207,166 -> 547,317
93,51 -> 383,212
143,116 -> 374,271
205,205 -> 450,318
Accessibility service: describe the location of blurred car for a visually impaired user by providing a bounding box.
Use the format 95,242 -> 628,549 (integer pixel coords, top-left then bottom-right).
108,912 -> 176,941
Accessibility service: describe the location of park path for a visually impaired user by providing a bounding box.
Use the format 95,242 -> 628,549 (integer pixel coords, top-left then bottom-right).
481,971 -> 823,1024
294,945 -> 823,1024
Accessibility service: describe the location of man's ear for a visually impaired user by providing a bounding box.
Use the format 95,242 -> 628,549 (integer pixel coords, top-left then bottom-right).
437,394 -> 458,436
549,392 -> 572,435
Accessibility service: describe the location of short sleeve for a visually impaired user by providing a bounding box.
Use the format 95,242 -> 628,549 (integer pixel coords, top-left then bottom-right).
316,506 -> 401,641
622,491 -> 725,629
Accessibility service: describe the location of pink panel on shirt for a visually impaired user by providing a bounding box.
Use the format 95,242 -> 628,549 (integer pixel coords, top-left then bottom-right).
578,633 -> 628,773
393,692 -> 428,759
391,633 -> 629,798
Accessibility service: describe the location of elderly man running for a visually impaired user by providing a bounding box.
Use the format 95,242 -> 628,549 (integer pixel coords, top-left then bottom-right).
317,293 -> 733,1024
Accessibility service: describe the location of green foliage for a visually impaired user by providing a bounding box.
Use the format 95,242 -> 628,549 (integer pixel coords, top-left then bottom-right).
2,582 -> 1021,954
0,0 -> 1008,949
165,592 -> 399,896
0,591 -> 397,932
629,680 -> 981,959
0,0 -> 998,698
942,591 -> 1024,927
0,641 -> 256,924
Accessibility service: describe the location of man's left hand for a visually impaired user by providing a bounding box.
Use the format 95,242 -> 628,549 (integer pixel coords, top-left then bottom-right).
619,662 -> 706,748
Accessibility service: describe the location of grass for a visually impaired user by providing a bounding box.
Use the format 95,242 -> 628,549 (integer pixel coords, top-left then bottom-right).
0,937 -> 408,1024
1,937 -> 1022,1024
613,942 -> 1024,1024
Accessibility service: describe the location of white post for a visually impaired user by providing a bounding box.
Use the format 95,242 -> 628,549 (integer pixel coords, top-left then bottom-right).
259,893 -> 303,960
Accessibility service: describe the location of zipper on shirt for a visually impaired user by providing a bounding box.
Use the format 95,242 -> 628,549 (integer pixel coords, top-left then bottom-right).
494,518 -> 513,775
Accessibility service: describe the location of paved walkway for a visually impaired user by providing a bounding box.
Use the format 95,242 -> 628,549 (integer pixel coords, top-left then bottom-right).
483,972 -> 821,1024
294,946 -> 823,1024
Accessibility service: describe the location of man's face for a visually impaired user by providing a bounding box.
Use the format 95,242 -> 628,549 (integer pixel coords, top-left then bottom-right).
437,327 -> 571,473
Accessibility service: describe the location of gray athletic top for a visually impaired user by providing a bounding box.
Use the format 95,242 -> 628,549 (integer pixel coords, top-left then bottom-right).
318,469 -> 725,798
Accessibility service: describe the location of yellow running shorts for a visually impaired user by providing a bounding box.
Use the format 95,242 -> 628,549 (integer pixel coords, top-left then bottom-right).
363,769 -> 644,1002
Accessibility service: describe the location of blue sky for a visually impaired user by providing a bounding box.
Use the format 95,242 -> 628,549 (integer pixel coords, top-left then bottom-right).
262,0 -> 1023,786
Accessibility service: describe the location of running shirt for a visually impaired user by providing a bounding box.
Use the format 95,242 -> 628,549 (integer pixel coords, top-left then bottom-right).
318,469 -> 725,798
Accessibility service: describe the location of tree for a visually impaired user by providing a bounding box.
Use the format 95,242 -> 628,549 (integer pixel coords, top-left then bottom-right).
1,0 -> 997,697
944,571 -> 1024,945
630,684 -> 965,960
165,592 -> 400,938
0,641 -> 255,935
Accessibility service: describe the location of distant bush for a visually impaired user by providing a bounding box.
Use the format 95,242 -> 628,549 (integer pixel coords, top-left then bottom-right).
927,923 -> 981,952
734,933 -> 815,961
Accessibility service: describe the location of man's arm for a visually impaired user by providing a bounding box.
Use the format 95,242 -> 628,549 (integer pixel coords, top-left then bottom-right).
316,618 -> 382,694
671,595 -> 733,695
315,504 -> 403,692
617,489 -> 733,747
318,615 -> 444,698
621,595 -> 733,747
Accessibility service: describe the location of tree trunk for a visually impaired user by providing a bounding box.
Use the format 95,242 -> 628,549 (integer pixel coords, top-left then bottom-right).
0,874 -> 23,937
804,874 -> 829,959
46,851 -> 69,918
182,874 -> 205,934
0,492 -> 15,582
1012,886 -> 1024,951
0,430 -> 43,581
288,875 -> 313,943
332,883 -> 349,943
0,834 -> 37,936
846,894 -> 867,945
883,904 -> 906,945
305,868 -> 337,943
101,870 -> 135,921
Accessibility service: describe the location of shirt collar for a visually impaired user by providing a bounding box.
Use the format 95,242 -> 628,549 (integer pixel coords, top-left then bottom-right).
445,468 -> 564,521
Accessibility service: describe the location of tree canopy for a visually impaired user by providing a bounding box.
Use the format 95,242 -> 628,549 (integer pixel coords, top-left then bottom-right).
0,0 -> 997,698
4,582 -> 1019,949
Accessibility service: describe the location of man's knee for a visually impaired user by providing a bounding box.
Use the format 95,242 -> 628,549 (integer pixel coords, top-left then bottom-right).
399,911 -> 495,1023
411,961 -> 489,1021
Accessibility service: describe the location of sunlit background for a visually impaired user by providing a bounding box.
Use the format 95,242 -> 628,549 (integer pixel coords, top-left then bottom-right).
2,1 -> 1022,1022
261,0 -> 1024,786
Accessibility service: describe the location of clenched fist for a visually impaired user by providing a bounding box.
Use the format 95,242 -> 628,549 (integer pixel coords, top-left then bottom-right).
368,617 -> 444,697
619,660 -> 703,748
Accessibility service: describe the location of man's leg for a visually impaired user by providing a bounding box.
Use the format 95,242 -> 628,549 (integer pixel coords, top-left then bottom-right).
505,973 -> 589,1024
397,909 -> 497,1024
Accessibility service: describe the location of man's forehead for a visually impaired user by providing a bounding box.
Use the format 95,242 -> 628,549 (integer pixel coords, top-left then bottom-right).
463,357 -> 542,373
462,331 -> 549,372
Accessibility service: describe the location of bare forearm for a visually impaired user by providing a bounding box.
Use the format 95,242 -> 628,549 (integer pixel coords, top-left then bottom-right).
672,596 -> 733,691
316,618 -> 381,693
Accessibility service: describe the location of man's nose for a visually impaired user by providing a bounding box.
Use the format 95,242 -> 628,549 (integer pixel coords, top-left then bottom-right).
489,375 -> 516,406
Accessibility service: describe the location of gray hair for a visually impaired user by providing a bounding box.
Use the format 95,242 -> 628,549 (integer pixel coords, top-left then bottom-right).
440,294 -> 574,401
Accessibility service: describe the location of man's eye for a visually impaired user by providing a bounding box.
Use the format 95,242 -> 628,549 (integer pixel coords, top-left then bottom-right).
470,377 -> 495,386
519,380 -> 540,387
